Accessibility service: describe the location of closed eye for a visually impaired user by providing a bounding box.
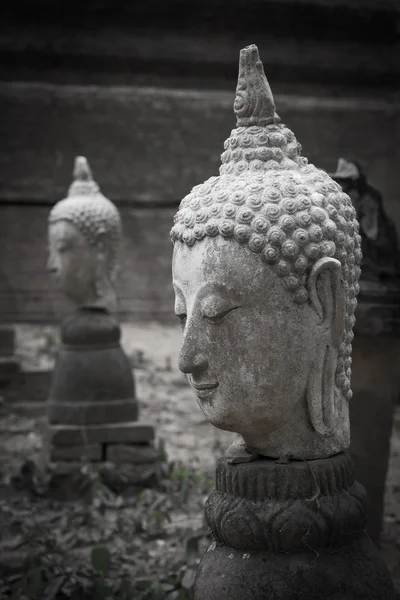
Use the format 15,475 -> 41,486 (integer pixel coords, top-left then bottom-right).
205,306 -> 239,323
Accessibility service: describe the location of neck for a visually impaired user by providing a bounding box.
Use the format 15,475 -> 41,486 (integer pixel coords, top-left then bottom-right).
241,395 -> 350,461
68,278 -> 117,315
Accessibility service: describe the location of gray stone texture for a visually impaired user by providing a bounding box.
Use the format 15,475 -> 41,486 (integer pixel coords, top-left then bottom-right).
106,444 -> 159,464
172,44 -> 396,598
194,455 -> 396,599
49,443 -> 102,462
47,422 -> 154,447
47,156 -> 122,313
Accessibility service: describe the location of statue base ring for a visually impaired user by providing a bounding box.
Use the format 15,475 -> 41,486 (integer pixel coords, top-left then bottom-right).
194,453 -> 396,599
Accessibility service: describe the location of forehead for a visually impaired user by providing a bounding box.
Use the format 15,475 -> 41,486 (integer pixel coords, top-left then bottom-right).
48,219 -> 84,244
173,237 -> 280,300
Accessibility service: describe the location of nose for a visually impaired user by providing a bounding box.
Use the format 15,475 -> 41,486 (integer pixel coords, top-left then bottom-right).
179,330 -> 208,376
47,255 -> 58,274
47,263 -> 56,274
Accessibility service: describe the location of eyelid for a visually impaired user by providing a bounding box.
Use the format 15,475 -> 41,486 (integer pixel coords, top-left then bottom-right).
205,306 -> 239,322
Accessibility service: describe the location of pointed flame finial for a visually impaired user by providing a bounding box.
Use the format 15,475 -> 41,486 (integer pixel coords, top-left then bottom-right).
73,156 -> 93,182
68,156 -> 100,196
234,44 -> 280,128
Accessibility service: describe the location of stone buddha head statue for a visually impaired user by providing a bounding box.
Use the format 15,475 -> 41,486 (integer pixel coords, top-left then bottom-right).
48,157 -> 122,313
171,45 -> 362,460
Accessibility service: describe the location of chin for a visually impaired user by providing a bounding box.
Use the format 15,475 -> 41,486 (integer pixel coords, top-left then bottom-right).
203,405 -> 243,433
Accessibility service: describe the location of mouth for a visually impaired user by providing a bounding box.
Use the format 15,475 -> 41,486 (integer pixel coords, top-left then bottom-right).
191,380 -> 219,399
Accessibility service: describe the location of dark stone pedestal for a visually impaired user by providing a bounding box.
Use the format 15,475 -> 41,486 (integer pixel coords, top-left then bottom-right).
194,453 -> 396,599
47,307 -> 138,427
46,307 -> 157,497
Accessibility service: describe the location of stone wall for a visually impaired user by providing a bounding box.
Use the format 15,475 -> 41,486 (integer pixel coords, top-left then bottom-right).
0,85 -> 399,323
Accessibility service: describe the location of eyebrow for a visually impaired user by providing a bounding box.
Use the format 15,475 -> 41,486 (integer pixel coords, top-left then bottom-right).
175,281 -> 242,304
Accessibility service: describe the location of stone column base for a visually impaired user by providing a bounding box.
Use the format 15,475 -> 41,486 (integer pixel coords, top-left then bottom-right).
194,453 -> 397,600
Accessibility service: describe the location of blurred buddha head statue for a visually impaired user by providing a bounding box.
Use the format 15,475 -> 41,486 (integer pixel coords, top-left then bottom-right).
48,157 -> 122,313
171,45 -> 362,460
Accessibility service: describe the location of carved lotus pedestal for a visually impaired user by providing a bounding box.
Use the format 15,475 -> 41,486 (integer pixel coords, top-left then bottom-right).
45,307 -> 157,499
195,453 -> 396,600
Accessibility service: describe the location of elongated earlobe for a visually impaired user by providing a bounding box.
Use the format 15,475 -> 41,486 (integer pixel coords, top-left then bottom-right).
307,258 -> 345,436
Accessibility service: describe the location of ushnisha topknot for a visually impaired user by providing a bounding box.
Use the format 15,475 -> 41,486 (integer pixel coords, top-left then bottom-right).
49,157 -> 122,281
234,44 -> 281,128
171,44 -> 362,404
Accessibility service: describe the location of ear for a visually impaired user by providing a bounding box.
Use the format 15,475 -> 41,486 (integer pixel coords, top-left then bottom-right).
308,257 -> 345,349
95,229 -> 108,257
306,258 -> 345,437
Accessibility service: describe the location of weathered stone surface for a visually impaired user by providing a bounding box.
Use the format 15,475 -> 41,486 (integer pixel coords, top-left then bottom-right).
194,454 -> 396,599
49,443 -> 102,462
106,443 -> 159,464
47,307 -> 139,428
48,156 -> 121,313
207,454 -> 364,553
171,43 -> 396,598
172,45 -> 360,461
48,400 -> 138,426
225,440 -> 260,464
195,536 -> 396,600
48,422 -> 154,446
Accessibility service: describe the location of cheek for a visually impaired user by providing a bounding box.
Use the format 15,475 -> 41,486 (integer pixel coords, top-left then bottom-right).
218,312 -> 313,393
58,253 -> 84,283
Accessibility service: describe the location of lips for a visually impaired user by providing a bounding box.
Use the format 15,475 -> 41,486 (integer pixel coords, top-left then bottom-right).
192,381 -> 219,391
191,380 -> 219,400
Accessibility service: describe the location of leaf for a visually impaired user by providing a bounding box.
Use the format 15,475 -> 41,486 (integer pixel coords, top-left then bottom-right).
134,578 -> 154,591
93,578 -> 112,600
26,566 -> 44,599
91,546 -> 111,577
43,576 -> 65,600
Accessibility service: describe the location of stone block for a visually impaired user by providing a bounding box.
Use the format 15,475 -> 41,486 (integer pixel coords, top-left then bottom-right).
101,463 -> 158,495
0,357 -> 20,386
47,399 -> 138,426
3,370 -> 51,403
0,326 -> 15,357
48,421 -> 155,446
47,460 -> 158,501
7,401 -> 46,418
49,443 -> 102,462
106,443 -> 159,464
